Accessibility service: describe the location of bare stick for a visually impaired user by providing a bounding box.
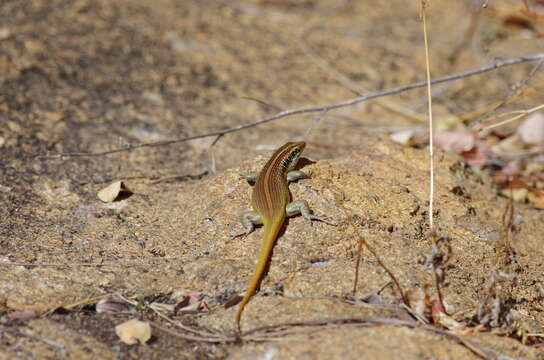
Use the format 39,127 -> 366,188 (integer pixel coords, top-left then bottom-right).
39,53 -> 544,159
149,315 -> 502,359
347,213 -> 407,305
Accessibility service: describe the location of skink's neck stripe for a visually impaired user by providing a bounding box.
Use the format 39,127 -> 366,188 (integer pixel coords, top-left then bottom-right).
256,143 -> 299,217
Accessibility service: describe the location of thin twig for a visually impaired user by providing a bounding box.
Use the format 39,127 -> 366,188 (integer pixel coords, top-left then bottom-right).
0,262 -> 141,267
346,212 -> 407,305
150,306 -> 224,339
39,53 -> 544,159
0,324 -> 65,351
239,317 -> 500,360
149,315 -> 502,359
149,321 -> 236,343
296,22 -> 427,123
473,58 -> 544,129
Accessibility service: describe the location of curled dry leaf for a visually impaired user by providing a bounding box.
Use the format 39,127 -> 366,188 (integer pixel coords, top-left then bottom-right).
97,181 -> 131,202
115,319 -> 151,345
518,113 -> 544,145
96,296 -> 134,314
175,292 -> 203,313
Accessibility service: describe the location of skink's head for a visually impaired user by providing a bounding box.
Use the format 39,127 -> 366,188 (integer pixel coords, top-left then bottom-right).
279,141 -> 306,172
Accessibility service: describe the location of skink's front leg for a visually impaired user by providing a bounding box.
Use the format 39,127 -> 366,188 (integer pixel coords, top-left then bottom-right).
286,170 -> 308,182
232,210 -> 262,238
244,171 -> 307,184
241,172 -> 260,185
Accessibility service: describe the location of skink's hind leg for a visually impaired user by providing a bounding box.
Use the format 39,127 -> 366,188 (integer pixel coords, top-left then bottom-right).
286,200 -> 334,225
231,210 -> 262,238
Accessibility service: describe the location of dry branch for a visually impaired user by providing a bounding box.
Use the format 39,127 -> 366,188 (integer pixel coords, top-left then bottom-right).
39,53 -> 544,159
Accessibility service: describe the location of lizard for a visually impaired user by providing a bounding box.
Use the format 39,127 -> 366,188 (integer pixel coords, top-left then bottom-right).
232,141 -> 331,335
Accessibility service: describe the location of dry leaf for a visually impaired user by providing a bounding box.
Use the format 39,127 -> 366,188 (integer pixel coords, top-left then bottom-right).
7,310 -> 38,321
149,302 -> 176,313
500,187 -> 528,202
518,113 -> 544,145
115,319 -> 151,345
434,124 -> 475,154
430,299 -> 447,325
177,292 -> 202,313
492,134 -> 524,155
524,162 -> 544,176
405,287 -> 429,319
528,189 -> 544,209
390,129 -> 414,145
224,295 -> 243,309
96,296 -> 134,314
435,311 -> 465,330
97,181 -> 131,202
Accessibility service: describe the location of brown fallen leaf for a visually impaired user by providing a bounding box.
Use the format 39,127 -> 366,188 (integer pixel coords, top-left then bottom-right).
115,318 -> 151,345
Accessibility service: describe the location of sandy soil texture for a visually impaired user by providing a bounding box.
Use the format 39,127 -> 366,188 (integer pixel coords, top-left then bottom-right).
1,0 -> 543,359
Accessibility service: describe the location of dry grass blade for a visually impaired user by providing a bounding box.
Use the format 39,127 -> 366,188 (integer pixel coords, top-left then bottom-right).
480,103 -> 544,132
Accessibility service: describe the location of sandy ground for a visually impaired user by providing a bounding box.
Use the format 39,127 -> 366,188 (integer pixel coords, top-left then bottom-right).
1,0 -> 543,359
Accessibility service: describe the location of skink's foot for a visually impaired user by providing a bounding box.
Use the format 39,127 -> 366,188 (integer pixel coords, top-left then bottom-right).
241,171 -> 260,184
286,200 -> 335,226
231,210 -> 262,238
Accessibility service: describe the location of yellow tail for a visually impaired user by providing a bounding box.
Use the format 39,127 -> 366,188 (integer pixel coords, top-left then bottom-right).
234,216 -> 284,335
